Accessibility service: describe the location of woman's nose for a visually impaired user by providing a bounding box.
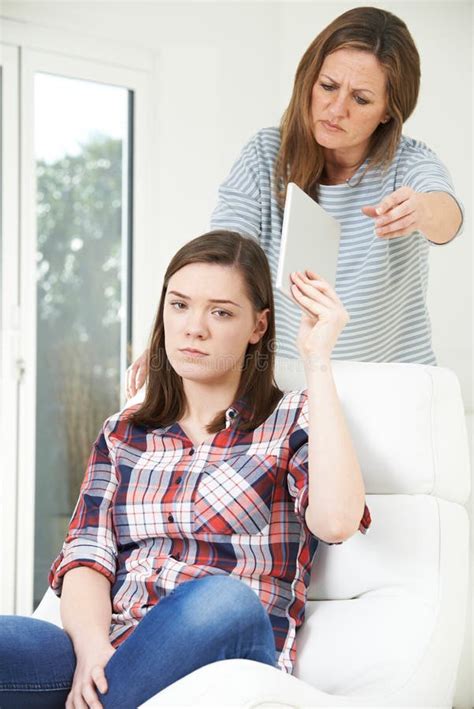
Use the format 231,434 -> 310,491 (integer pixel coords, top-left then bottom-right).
328,93 -> 348,119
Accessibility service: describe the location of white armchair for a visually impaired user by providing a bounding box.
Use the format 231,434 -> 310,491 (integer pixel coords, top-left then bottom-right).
33,359 -> 471,708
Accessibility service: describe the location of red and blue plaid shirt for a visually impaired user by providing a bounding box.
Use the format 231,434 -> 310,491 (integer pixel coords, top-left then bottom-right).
49,389 -> 371,673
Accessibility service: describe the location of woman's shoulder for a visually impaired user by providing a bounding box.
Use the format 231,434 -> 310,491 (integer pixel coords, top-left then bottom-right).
243,126 -> 281,161
396,134 -> 444,163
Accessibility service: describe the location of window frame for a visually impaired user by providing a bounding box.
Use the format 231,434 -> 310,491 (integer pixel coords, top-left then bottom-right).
0,20 -> 154,615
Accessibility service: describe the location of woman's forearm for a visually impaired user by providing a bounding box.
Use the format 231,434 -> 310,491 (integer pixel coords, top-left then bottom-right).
303,357 -> 366,543
60,566 -> 113,655
419,192 -> 462,244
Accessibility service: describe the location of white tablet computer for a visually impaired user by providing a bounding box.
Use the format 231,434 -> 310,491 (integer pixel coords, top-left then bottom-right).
276,182 -> 341,299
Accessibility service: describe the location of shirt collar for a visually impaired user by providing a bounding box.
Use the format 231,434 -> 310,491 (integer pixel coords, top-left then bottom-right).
151,396 -> 252,438
225,395 -> 252,426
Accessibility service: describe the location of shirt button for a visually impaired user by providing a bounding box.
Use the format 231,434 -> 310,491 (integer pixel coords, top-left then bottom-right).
189,448 -> 194,455
176,476 -> 182,484
168,514 -> 174,523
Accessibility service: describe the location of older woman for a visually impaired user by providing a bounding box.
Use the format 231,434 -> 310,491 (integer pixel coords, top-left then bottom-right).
127,6 -> 463,397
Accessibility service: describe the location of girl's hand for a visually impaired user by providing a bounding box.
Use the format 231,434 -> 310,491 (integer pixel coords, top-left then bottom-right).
289,270 -> 349,362
361,186 -> 430,239
126,348 -> 149,398
66,642 -> 116,709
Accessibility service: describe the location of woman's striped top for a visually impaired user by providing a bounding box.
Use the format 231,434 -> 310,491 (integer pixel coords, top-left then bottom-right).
210,127 -> 464,364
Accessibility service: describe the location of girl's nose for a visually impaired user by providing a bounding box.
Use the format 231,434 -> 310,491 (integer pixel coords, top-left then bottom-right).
185,314 -> 208,337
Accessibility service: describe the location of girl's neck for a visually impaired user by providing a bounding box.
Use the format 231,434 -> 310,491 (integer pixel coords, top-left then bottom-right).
180,379 -> 239,429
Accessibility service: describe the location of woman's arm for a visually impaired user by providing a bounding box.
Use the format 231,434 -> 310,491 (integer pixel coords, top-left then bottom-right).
61,567 -> 112,654
209,130 -> 263,239
415,192 -> 462,244
363,187 -> 463,245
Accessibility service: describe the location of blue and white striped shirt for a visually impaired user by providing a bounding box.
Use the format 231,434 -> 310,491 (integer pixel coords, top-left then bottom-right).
210,127 -> 464,364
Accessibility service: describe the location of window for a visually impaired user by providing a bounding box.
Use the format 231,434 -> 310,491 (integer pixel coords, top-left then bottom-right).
33,73 -> 133,606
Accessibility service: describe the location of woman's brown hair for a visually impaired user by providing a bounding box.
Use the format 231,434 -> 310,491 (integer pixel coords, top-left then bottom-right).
127,230 -> 284,434
274,6 -> 421,207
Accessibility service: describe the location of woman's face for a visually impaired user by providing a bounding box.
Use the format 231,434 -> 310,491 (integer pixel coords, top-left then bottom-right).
163,262 -> 269,385
310,47 -> 390,158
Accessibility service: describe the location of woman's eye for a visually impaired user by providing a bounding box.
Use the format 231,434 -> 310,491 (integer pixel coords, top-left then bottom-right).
214,310 -> 231,318
171,301 -> 186,310
320,83 -> 368,106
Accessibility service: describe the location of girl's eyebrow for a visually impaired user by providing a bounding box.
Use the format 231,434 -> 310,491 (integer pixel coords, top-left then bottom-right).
320,73 -> 375,95
168,290 -> 242,308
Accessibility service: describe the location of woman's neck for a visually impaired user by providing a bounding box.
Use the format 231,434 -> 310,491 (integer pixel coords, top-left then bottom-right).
321,146 -> 368,185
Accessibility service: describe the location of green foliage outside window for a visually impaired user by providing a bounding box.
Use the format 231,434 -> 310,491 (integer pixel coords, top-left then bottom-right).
36,134 -> 124,512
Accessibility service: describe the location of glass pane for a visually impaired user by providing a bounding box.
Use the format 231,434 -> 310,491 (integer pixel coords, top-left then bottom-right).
0,67 -> 3,350
33,73 -> 133,607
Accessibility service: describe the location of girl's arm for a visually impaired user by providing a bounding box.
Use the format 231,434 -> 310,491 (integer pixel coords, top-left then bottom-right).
61,566 -> 112,654
289,269 -> 367,544
303,357 -> 366,542
61,567 -> 117,708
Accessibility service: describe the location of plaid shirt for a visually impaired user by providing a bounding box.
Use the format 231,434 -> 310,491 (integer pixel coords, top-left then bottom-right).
49,389 -> 371,673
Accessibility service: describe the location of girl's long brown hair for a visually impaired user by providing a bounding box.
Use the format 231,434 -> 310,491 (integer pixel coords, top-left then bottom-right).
274,6 -> 420,207
127,230 -> 284,434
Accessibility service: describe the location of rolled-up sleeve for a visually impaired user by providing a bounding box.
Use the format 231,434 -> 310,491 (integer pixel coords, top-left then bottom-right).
209,133 -> 262,239
286,392 -> 372,545
48,423 -> 119,596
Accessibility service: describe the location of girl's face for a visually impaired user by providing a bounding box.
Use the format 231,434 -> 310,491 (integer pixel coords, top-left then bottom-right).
310,47 -> 390,158
163,262 -> 269,384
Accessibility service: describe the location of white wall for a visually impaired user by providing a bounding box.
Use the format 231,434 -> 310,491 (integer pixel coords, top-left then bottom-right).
2,0 -> 471,407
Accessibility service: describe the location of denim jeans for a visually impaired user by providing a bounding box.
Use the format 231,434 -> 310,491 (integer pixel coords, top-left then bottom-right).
0,574 -> 277,708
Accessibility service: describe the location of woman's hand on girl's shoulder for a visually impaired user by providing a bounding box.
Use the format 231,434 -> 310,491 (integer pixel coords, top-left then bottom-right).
288,270 -> 350,362
66,641 -> 116,709
126,348 -> 149,398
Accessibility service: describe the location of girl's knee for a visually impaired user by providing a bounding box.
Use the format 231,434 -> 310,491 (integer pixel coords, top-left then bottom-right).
178,575 -> 271,633
0,616 -> 75,660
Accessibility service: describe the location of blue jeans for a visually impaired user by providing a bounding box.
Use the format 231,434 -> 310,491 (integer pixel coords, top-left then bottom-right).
0,574 -> 277,708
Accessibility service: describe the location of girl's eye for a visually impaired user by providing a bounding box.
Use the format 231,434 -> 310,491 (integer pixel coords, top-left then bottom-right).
320,83 -> 334,91
170,302 -> 231,318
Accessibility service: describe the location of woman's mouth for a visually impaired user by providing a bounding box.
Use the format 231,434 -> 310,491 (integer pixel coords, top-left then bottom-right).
322,121 -> 344,132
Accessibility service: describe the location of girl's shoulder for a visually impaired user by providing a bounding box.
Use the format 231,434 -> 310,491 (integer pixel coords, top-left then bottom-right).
99,403 -> 149,451
273,388 -> 308,417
